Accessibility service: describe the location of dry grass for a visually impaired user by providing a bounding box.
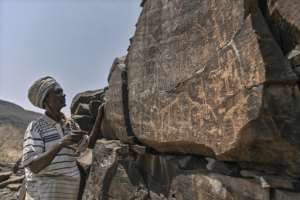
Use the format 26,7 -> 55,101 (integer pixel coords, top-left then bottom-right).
0,124 -> 24,163
0,100 -> 42,163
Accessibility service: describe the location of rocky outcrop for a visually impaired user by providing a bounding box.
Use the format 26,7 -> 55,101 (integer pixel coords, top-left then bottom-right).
75,0 -> 300,199
83,140 -> 300,200
103,56 -> 131,141
0,163 -> 24,200
71,89 -> 106,132
101,0 -> 300,177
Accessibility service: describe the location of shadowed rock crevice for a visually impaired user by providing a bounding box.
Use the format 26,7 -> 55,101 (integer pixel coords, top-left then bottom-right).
250,0 -> 300,176
258,0 -> 300,56
256,0 -> 300,86
100,155 -> 119,200
84,140 -> 300,199
261,0 -> 300,93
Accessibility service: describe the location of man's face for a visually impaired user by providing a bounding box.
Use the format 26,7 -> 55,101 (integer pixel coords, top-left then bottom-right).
44,86 -> 66,110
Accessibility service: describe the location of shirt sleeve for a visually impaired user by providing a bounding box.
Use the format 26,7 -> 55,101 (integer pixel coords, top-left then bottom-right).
22,121 -> 45,167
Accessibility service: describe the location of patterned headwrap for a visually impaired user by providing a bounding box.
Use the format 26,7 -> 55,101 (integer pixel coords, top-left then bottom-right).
28,76 -> 62,109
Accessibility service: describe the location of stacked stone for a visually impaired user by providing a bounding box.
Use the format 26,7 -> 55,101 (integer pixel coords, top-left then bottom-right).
0,162 -> 24,200
70,88 -> 106,132
83,140 -> 300,200
83,0 -> 300,199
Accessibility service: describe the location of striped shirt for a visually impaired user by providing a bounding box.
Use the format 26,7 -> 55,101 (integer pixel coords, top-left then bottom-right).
22,114 -> 89,200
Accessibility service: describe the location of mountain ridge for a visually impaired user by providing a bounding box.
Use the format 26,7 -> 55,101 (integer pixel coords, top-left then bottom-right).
0,99 -> 42,162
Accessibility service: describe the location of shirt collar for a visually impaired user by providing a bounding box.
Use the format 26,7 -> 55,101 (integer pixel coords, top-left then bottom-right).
42,114 -> 59,126
42,113 -> 69,127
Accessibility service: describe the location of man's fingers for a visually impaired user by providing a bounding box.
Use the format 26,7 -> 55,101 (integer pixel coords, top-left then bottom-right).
72,130 -> 88,135
61,135 -> 75,145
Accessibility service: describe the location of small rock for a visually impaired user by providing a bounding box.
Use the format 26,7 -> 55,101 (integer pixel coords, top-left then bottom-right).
274,190 -> 300,200
71,115 -> 95,132
0,175 -> 24,189
0,188 -> 18,200
6,183 -> 21,191
176,155 -> 207,170
130,144 -> 147,155
77,148 -> 93,170
74,103 -> 90,116
0,172 -> 12,183
206,158 -> 240,176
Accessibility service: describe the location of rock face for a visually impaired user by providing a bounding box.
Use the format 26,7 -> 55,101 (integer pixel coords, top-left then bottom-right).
71,89 -> 106,115
83,140 -> 300,200
103,0 -> 300,176
103,57 -> 127,140
79,0 -> 300,199
274,190 -> 300,200
264,0 -> 300,57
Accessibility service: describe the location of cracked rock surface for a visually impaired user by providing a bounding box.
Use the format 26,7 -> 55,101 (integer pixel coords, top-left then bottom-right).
77,0 -> 300,199
103,0 -> 300,176
83,140 -> 300,200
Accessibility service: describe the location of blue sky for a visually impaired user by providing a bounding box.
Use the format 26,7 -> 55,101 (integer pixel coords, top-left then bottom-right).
0,0 -> 141,114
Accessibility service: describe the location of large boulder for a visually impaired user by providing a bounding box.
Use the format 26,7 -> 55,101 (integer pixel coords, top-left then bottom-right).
103,0 -> 300,176
102,57 -> 127,140
71,89 -> 106,115
71,89 -> 106,133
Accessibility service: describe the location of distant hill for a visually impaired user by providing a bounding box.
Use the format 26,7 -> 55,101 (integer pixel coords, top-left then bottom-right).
0,100 -> 41,126
0,100 -> 42,163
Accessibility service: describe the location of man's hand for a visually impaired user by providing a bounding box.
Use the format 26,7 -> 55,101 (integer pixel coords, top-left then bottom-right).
60,134 -> 76,146
88,103 -> 105,148
29,134 -> 73,173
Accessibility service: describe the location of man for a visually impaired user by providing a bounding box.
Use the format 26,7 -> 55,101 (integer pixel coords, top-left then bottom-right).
22,76 -> 103,200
